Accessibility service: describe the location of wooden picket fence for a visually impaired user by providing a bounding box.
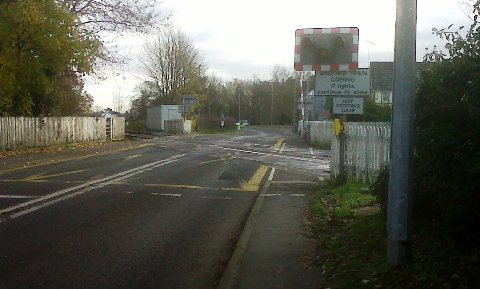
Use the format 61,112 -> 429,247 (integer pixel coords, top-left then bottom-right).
305,121 -> 391,183
331,122 -> 391,182
0,117 -> 125,151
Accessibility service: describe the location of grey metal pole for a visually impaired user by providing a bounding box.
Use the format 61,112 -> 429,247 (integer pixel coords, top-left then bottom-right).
271,83 -> 274,125
293,78 -> 297,131
387,0 -> 417,266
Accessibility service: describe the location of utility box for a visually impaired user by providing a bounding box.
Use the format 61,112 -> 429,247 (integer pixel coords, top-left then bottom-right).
147,105 -> 182,131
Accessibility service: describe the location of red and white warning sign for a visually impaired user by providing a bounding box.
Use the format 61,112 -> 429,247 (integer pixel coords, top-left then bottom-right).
294,27 -> 359,72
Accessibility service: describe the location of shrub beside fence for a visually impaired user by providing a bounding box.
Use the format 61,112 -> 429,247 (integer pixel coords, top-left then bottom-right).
0,117 -> 125,151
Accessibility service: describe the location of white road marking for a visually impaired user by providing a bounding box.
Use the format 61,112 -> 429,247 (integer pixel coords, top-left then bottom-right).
260,193 -> 282,197
157,193 -> 182,197
279,143 -> 286,154
201,196 -> 231,200
210,145 -> 323,163
0,154 -> 186,220
291,193 -> 306,197
309,147 -> 314,156
0,195 -> 37,199
268,167 -> 276,181
271,180 -> 318,185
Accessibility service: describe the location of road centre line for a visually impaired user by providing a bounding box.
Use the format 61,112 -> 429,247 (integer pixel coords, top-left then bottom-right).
0,154 -> 185,221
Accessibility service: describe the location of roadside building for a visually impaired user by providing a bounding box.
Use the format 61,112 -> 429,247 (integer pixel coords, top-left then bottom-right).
370,62 -> 427,105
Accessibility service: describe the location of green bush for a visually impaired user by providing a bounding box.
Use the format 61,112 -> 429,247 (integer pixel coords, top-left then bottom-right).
369,165 -> 389,219
126,119 -> 147,132
414,57 -> 480,246
410,2 -> 480,246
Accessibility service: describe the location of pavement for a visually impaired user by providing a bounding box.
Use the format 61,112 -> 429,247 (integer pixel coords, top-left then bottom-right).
218,131 -> 325,289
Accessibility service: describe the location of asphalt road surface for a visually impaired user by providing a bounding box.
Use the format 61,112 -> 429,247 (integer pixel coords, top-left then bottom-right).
0,126 -> 330,289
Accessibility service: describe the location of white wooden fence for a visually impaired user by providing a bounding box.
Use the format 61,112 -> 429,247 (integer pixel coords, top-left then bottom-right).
307,121 -> 333,146
110,117 -> 126,141
0,117 -> 125,151
304,121 -> 391,183
331,122 -> 391,182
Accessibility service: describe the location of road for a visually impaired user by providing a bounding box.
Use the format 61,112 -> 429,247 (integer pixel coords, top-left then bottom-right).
0,126 -> 330,289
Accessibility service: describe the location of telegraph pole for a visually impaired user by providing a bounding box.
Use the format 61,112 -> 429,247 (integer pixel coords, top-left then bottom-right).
387,0 -> 417,266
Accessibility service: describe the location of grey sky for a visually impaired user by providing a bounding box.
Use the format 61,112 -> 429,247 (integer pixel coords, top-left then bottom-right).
84,0 -> 472,109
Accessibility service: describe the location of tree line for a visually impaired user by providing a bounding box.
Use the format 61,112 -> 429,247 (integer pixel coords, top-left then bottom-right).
129,25 -> 392,128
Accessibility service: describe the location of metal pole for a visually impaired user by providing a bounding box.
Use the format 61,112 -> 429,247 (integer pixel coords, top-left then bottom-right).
293,77 -> 297,131
238,89 -> 241,122
182,97 -> 185,120
387,0 -> 417,266
271,83 -> 274,125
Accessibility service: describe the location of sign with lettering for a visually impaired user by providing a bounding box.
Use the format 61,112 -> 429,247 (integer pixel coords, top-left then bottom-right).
333,97 -> 364,114
315,69 -> 370,96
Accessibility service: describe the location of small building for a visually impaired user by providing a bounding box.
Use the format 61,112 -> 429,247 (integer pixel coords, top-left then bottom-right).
147,105 -> 182,131
101,108 -> 123,118
370,62 -> 427,105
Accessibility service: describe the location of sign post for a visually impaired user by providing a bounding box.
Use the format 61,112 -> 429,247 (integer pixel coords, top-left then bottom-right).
294,27 -> 361,184
220,111 -> 225,128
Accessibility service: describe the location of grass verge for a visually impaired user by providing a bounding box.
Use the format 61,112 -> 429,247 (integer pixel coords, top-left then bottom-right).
311,180 -> 479,289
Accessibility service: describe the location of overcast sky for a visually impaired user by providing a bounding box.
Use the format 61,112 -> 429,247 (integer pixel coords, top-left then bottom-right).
84,0 -> 473,110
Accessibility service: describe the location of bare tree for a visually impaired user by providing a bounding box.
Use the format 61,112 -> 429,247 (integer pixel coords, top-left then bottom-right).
60,0 -> 169,64
139,26 -> 206,104
112,91 -> 125,113
62,0 -> 167,34
271,65 -> 293,83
